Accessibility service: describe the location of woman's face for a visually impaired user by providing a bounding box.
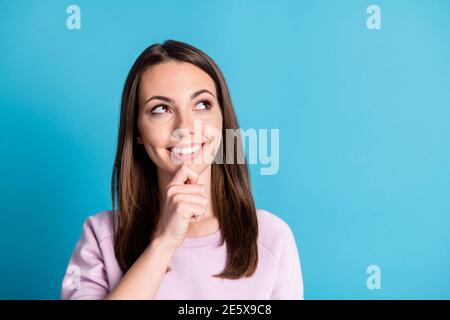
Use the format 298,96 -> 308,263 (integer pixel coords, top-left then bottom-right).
137,60 -> 223,176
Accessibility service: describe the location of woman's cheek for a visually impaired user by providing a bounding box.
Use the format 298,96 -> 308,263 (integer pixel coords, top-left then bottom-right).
203,123 -> 222,160
144,123 -> 171,147
202,110 -> 222,130
203,122 -> 222,140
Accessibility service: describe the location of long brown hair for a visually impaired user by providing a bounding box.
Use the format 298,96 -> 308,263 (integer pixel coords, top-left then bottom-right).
111,40 -> 258,279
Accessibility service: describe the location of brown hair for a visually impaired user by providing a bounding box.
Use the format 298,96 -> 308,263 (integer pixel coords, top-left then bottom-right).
111,39 -> 258,279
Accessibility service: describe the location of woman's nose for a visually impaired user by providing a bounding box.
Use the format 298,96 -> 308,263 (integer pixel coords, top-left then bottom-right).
171,111 -> 195,140
171,127 -> 190,141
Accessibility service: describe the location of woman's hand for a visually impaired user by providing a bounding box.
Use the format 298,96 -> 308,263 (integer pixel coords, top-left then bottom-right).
154,164 -> 209,249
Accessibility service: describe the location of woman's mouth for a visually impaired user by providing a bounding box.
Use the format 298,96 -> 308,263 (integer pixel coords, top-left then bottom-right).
167,143 -> 206,162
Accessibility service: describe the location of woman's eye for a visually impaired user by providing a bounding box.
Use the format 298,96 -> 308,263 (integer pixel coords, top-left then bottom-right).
195,100 -> 211,110
151,105 -> 168,114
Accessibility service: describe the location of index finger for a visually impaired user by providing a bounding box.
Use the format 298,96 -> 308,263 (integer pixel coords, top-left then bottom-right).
169,164 -> 200,186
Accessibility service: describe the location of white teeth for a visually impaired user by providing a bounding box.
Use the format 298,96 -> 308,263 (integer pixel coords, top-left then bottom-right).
172,144 -> 201,155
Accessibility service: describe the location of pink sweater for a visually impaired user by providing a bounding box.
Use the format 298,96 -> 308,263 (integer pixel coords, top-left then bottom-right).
61,209 -> 304,299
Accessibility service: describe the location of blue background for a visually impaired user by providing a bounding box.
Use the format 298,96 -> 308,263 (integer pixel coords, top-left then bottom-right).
1,0 -> 449,299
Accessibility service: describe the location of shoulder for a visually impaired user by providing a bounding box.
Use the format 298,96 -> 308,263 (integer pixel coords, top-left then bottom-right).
256,208 -> 293,239
256,209 -> 297,257
80,209 -> 116,245
62,210 -> 118,300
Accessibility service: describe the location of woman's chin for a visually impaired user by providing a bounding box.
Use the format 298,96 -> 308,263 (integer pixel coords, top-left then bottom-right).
187,163 -> 211,176
169,162 -> 210,176
160,160 -> 210,177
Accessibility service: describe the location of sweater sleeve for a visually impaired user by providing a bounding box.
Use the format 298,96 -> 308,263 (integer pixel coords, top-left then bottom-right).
61,217 -> 110,300
270,226 -> 304,300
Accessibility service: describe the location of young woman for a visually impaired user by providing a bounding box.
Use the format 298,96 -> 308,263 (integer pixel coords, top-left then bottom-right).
61,40 -> 304,300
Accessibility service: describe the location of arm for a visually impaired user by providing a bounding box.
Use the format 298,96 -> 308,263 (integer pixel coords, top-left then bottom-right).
61,216 -> 176,300
105,235 -> 177,300
61,165 -> 207,300
270,227 -> 304,300
61,216 -> 110,300
105,165 -> 208,299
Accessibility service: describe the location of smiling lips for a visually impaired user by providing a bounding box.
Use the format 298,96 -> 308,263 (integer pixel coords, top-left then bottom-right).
167,143 -> 205,161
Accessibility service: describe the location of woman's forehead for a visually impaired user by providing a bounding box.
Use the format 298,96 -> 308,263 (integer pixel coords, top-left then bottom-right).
140,61 -> 217,99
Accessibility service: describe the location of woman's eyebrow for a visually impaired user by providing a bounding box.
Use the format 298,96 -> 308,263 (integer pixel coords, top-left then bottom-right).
190,89 -> 215,100
144,89 -> 215,106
